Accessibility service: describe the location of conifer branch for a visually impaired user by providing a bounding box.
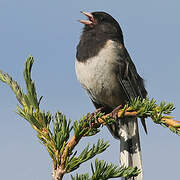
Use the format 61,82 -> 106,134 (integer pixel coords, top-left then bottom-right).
0,56 -> 140,180
71,158 -> 140,180
0,55 -> 178,180
97,98 -> 179,135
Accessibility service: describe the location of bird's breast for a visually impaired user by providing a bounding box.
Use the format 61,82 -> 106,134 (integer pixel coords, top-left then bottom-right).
75,40 -> 124,108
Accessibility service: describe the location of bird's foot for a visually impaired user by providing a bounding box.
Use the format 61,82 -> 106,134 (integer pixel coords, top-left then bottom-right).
111,105 -> 123,119
95,107 -> 104,114
87,107 -> 104,127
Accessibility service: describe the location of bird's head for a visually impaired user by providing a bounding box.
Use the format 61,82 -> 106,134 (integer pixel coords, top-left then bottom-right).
79,11 -> 123,38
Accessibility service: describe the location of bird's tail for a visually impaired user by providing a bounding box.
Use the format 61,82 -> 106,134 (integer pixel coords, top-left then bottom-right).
119,117 -> 142,180
107,117 -> 142,179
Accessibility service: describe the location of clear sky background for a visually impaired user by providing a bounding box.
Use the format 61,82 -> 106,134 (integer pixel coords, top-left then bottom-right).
0,0 -> 180,180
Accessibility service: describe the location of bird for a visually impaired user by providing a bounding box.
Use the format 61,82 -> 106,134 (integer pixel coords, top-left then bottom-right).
75,11 -> 147,180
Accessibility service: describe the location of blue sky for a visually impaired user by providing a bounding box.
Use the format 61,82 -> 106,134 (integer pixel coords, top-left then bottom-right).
0,0 -> 180,179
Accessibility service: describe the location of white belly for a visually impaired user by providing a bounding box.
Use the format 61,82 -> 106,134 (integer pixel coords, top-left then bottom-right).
75,40 -> 124,108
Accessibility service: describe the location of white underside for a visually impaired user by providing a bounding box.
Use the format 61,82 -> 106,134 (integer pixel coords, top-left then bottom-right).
75,40 -> 124,108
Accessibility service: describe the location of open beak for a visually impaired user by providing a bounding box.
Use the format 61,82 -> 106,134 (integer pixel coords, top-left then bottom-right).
79,11 -> 95,25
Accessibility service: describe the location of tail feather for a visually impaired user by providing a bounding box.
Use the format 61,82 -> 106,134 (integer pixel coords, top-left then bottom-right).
107,117 -> 143,179
119,117 -> 142,180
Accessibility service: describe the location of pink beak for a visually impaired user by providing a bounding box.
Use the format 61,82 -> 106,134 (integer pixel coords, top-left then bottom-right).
79,11 -> 95,25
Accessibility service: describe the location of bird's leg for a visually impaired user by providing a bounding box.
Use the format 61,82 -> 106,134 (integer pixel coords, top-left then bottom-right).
111,104 -> 123,119
87,107 -> 104,128
95,107 -> 104,114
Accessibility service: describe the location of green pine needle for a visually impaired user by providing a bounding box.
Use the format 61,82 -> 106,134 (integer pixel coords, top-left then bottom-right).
91,158 -> 140,179
53,112 -> 72,151
71,173 -> 90,180
66,139 -> 109,173
71,158 -> 140,180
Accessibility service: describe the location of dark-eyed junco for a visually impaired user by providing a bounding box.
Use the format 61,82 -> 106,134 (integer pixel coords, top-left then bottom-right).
75,11 -> 147,179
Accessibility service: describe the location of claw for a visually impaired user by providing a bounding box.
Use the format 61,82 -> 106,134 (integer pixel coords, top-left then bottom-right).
111,105 -> 123,119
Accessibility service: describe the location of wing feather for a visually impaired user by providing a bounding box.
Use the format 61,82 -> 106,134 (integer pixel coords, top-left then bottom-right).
117,44 -> 147,133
